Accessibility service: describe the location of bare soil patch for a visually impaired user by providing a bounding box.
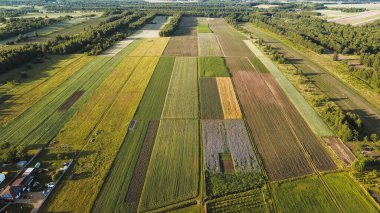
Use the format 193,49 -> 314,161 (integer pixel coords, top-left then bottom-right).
323,137 -> 356,165
163,36 -> 198,56
58,90 -> 84,112
125,120 -> 159,211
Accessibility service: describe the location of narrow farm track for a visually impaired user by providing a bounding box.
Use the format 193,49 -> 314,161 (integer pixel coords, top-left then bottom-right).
243,24 -> 380,136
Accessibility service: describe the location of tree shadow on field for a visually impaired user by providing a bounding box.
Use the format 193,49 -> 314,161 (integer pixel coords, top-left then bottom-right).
347,109 -> 380,136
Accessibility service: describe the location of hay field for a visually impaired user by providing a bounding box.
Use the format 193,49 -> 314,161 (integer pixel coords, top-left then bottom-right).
198,33 -> 223,56
139,119 -> 199,212
0,55 -> 92,127
44,57 -> 160,212
129,37 -> 169,56
162,57 -> 198,119
216,77 -> 242,119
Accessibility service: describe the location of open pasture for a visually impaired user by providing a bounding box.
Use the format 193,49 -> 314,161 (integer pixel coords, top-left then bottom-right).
44,56 -> 160,212
200,78 -> 224,119
198,33 -> 223,56
0,55 -> 92,127
208,18 -> 253,57
262,74 -> 337,171
232,71 -> 313,181
216,77 -> 242,119
272,176 -> 339,213
139,119 -> 199,212
128,37 -> 169,56
198,56 -> 229,77
162,57 -> 198,119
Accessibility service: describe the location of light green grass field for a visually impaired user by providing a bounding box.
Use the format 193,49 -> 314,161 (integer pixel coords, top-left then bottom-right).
198,56 -> 229,77
323,173 -> 378,213
161,57 -> 199,119
198,33 -> 223,56
198,25 -> 212,33
139,119 -> 200,211
272,176 -> 339,213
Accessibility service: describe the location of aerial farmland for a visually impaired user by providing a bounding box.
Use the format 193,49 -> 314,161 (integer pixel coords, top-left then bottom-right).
0,2 -> 380,213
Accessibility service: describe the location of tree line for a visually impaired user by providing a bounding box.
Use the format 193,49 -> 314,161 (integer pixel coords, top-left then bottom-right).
0,12 -> 156,74
159,13 -> 182,37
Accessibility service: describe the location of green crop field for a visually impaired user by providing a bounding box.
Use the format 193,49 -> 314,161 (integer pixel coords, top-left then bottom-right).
139,119 -> 200,211
198,56 -> 230,77
200,78 -> 224,119
272,176 -> 339,213
161,57 -> 199,119
250,57 -> 269,73
323,173 -> 378,213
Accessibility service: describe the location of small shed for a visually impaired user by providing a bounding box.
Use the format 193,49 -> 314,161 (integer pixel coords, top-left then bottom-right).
17,161 -> 27,168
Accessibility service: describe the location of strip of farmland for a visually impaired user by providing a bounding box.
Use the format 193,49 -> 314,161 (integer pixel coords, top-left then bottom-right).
323,173 -> 379,212
198,57 -> 229,77
161,57 -> 199,119
232,71 -> 313,180
0,41 -> 143,149
225,57 -> 257,73
43,56 -> 160,212
216,77 -> 242,119
0,55 -> 93,127
203,120 -> 260,173
208,18 -> 253,57
163,17 -> 198,56
92,58 -> 175,212
139,119 -> 199,212
129,37 -> 169,57
200,78 -> 224,119
244,40 -> 334,136
198,33 -> 223,56
323,137 -> 356,165
262,74 -> 337,171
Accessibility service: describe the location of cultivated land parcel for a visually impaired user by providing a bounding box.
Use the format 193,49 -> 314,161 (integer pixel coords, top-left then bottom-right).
0,13 -> 378,213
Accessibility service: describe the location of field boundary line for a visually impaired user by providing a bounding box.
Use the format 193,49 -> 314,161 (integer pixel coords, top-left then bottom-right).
214,34 -> 226,57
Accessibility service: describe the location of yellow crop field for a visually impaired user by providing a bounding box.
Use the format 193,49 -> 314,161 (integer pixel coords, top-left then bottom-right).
44,57 -> 159,212
129,38 -> 169,56
0,55 -> 92,127
216,77 -> 242,119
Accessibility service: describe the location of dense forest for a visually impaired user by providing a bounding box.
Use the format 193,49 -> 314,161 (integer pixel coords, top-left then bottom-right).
0,16 -> 68,40
159,13 -> 182,37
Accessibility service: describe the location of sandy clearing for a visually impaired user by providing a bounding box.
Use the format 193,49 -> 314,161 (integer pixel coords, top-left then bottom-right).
331,10 -> 380,25
129,16 -> 171,38
101,40 -> 134,56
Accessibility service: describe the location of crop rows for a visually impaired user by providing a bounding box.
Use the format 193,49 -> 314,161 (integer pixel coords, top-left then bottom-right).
200,78 -> 224,119
198,33 -> 223,56
162,57 -> 198,119
225,57 -> 256,73
139,119 -> 199,212
232,71 -> 313,180
216,77 -> 242,119
92,57 -> 175,212
129,37 -> 169,56
43,56 -> 160,212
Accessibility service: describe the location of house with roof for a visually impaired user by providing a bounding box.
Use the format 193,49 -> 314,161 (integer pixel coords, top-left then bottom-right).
0,168 -> 35,202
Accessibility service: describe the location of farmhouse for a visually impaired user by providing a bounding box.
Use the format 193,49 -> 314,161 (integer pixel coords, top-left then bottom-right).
0,168 -> 35,201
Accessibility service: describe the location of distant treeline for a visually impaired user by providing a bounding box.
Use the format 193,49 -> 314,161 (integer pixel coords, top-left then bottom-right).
0,12 -> 156,74
0,16 -> 68,41
330,7 -> 367,13
159,13 -> 182,37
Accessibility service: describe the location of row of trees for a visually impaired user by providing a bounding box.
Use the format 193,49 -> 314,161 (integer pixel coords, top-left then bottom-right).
330,7 -> 367,13
0,12 -> 156,74
159,13 -> 182,37
0,16 -> 68,40
0,143 -> 28,164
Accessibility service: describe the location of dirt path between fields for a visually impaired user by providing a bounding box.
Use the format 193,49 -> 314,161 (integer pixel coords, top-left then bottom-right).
243,24 -> 380,136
